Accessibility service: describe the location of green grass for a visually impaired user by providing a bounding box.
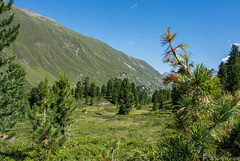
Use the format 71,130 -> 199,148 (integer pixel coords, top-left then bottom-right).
1,103 -> 175,160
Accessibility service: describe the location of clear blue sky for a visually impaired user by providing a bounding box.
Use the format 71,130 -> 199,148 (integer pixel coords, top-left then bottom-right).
14,0 -> 240,74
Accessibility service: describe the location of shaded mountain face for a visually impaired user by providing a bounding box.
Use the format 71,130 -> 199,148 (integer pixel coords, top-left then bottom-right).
4,6 -> 164,92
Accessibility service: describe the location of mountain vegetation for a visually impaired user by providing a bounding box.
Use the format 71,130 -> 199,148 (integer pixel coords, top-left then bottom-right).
1,1 -> 240,160
218,45 -> 240,92
157,27 -> 240,160
0,0 -> 25,142
2,5 -> 165,93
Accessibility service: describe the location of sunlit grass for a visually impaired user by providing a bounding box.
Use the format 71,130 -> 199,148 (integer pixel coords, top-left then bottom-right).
5,103 -> 176,160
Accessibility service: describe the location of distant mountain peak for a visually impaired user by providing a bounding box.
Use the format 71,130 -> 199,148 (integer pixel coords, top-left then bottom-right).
19,8 -> 57,23
162,72 -> 169,76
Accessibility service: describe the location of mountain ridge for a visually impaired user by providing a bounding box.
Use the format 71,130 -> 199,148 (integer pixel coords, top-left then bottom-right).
4,5 -> 165,92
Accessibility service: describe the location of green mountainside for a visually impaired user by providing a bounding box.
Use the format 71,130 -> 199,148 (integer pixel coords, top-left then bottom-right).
4,6 -> 164,92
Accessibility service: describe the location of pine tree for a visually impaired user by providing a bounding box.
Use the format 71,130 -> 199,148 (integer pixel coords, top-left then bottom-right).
96,86 -> 101,101
218,45 -> 240,92
83,77 -> 90,98
226,45 -> 240,92
101,84 -> 107,98
89,82 -> 96,105
29,78 -> 63,151
83,77 -> 90,104
106,78 -> 114,98
131,82 -> 139,108
0,0 -> 23,142
118,78 -> 134,115
218,62 -> 228,87
152,90 -> 159,111
112,78 -> 121,105
158,27 -> 238,160
52,74 -> 76,136
75,81 -> 83,100
0,0 -> 20,52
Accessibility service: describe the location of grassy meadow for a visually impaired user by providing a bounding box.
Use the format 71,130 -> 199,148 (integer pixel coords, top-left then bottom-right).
1,101 -> 175,160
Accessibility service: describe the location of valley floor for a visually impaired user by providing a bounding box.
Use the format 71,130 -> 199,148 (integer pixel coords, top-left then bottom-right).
0,103 -> 175,160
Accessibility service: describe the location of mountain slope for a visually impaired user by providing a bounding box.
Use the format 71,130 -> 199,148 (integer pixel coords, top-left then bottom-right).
4,6 -> 164,92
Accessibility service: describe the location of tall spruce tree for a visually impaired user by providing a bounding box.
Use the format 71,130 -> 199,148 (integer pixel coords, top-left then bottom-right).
106,78 -> 114,98
218,62 -> 228,89
75,81 -> 83,100
89,82 -> 96,105
118,78 -> 134,115
218,45 -> 240,92
101,84 -> 107,97
52,74 -> 76,136
0,0 -> 23,142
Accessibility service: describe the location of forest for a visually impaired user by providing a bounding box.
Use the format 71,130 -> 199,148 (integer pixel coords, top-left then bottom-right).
1,1 -> 240,160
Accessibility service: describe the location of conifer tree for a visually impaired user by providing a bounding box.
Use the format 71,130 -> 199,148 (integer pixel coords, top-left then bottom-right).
52,74 -> 76,136
226,45 -> 240,92
101,84 -> 107,97
0,0 -> 23,142
218,45 -> 240,92
96,86 -> 101,101
29,78 -> 64,151
89,82 -> 96,105
152,90 -> 159,111
218,62 -> 228,87
112,78 -> 121,105
158,27 -> 238,160
131,82 -> 139,108
107,78 -> 114,98
118,78 -> 134,115
83,77 -> 90,98
75,81 -> 83,100
83,77 -> 90,104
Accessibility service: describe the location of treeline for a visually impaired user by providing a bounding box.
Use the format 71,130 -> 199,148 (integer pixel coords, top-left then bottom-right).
218,44 -> 240,92
73,77 -> 161,114
152,89 -> 171,111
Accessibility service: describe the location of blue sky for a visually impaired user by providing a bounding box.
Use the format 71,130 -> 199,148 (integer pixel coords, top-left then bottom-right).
14,0 -> 240,74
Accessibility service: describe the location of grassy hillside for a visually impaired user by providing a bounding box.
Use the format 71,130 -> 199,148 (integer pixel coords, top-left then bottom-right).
3,6 -> 164,92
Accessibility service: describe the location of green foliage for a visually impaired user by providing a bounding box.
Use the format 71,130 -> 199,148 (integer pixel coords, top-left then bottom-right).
3,5 -> 164,93
158,27 -> 240,160
29,74 -> 76,152
157,135 -> 190,160
0,104 -> 175,160
52,73 -> 76,136
118,78 -> 134,114
152,89 -> 171,111
75,81 -> 83,100
0,0 -> 24,142
218,45 -> 240,92
0,0 -> 20,52
28,78 -> 64,151
217,117 -> 240,157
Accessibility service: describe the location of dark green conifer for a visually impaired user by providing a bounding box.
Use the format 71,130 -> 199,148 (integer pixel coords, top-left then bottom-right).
29,78 -> 63,151
106,78 -> 114,98
0,0 -> 23,142
83,77 -> 90,98
218,45 -> 240,92
89,82 -> 96,105
52,74 -> 76,136
118,78 -> 134,115
101,84 -> 107,97
75,81 -> 83,100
